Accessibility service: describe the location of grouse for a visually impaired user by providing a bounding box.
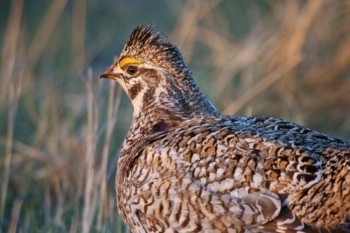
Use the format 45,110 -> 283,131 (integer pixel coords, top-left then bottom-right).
101,25 -> 350,233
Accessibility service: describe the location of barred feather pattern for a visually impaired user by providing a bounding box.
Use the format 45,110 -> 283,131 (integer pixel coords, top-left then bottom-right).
101,25 -> 350,233
117,116 -> 350,233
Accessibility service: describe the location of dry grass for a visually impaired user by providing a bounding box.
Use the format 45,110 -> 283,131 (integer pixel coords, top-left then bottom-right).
0,0 -> 349,232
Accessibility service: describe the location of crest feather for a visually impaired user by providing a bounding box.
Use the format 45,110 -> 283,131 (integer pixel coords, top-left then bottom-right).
125,25 -> 161,49
122,25 -> 185,70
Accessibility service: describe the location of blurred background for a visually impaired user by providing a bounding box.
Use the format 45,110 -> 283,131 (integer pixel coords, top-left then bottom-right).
0,0 -> 349,232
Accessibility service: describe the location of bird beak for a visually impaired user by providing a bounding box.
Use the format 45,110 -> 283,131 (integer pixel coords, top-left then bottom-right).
100,66 -> 117,79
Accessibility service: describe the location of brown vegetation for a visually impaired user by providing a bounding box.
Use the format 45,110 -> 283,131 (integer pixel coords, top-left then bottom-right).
0,0 -> 349,232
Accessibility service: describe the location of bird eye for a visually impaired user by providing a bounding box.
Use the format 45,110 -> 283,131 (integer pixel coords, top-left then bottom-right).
126,65 -> 138,75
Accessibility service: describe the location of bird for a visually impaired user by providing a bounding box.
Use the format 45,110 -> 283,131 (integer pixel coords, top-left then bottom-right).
100,25 -> 350,233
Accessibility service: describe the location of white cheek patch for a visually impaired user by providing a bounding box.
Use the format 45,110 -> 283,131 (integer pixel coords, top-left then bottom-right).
131,81 -> 147,117
110,64 -> 146,116
112,63 -> 166,117
112,66 -> 128,91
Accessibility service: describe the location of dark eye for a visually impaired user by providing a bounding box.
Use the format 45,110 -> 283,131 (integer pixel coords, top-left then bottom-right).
126,65 -> 138,75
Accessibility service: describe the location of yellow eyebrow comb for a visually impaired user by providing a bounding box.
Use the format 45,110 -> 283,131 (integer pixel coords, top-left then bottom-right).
119,57 -> 141,68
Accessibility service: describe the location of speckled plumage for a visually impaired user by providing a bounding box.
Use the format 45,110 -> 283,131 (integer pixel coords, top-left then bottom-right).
101,25 -> 350,233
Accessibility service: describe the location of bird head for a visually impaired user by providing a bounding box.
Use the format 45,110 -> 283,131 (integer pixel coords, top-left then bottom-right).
101,25 -> 217,119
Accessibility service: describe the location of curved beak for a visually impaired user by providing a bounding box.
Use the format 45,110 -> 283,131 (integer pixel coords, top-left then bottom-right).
100,66 -> 117,79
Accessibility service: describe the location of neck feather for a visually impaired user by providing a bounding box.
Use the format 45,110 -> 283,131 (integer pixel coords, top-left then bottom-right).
130,70 -> 218,137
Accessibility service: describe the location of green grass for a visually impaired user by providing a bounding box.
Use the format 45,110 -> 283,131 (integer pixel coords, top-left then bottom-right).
1,0 -> 350,232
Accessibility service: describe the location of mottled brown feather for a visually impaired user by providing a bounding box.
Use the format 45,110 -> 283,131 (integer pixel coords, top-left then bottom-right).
101,25 -> 350,233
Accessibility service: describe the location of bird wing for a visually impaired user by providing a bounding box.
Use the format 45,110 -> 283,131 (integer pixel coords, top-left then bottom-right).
163,116 -> 328,194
